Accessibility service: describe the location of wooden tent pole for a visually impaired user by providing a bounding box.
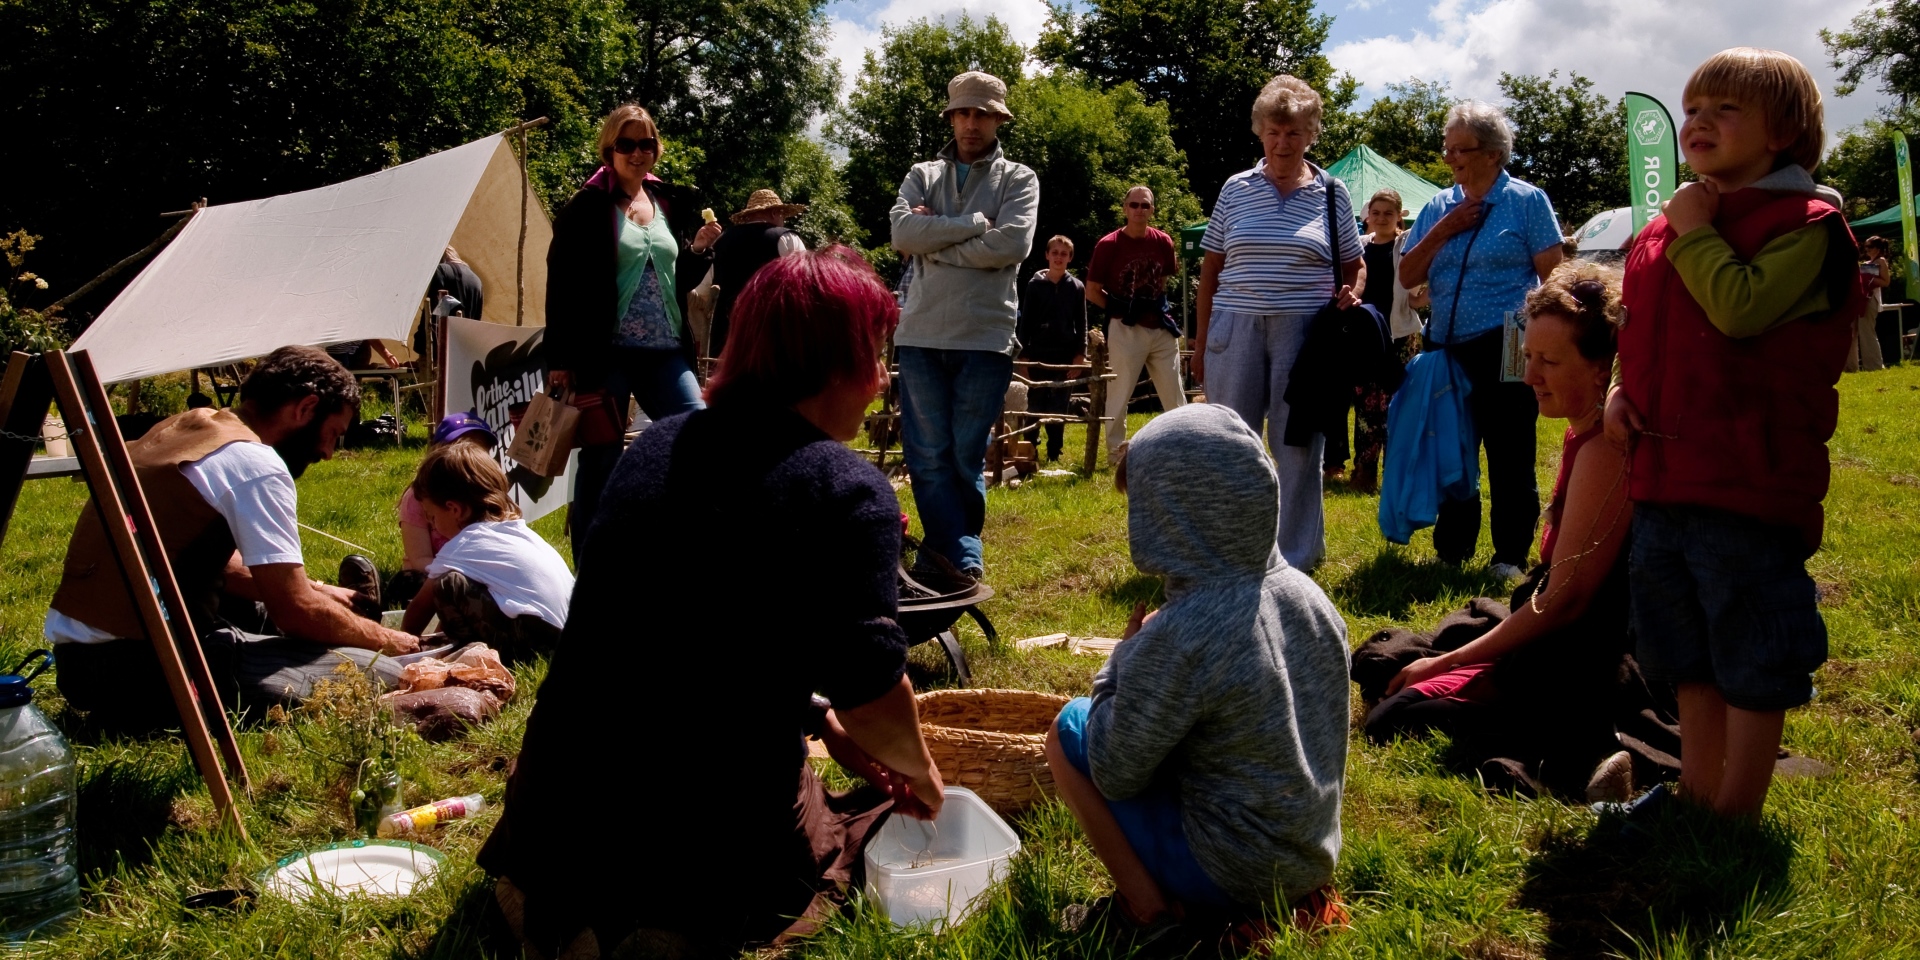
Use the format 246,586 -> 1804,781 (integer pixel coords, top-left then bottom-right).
50,202 -> 202,314
508,117 -> 549,328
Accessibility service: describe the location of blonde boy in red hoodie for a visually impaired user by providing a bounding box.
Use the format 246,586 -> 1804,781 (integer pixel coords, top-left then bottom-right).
1605,48 -> 1866,823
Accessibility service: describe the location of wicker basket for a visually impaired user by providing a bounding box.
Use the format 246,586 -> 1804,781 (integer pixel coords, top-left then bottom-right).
917,688 -> 1071,816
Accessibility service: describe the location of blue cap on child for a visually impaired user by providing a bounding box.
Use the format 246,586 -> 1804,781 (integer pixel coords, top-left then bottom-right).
431,411 -> 498,449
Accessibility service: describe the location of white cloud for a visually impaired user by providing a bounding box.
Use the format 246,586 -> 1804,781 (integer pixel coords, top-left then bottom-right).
1327,0 -> 1895,141
824,0 -> 1054,96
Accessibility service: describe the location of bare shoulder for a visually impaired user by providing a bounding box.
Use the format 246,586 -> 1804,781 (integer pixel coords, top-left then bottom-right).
1567,429 -> 1628,492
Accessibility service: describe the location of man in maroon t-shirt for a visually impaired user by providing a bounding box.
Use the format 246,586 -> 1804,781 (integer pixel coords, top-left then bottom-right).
1087,185 -> 1186,458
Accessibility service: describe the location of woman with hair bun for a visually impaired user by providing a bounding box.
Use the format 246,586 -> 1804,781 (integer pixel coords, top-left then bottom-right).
481,248 -> 944,958
1361,261 -> 1651,802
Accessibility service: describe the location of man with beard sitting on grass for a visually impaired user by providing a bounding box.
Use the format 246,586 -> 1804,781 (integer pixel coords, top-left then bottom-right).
45,345 -> 421,732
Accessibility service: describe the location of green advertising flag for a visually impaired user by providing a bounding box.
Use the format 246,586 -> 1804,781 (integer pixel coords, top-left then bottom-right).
1897,131 -> 1918,287
1624,92 -> 1678,236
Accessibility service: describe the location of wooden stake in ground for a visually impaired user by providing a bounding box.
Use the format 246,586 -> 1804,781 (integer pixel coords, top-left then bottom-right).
1082,329 -> 1107,476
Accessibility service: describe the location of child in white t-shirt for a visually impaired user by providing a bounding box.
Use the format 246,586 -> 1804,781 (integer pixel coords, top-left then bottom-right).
400,442 -> 574,663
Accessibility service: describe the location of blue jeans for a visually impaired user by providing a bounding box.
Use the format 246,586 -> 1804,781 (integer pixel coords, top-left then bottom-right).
896,346 -> 1012,573
571,347 -> 704,566
1054,698 -> 1236,909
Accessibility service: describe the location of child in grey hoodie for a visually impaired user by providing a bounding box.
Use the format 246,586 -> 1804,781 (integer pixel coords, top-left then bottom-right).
1046,403 -> 1350,931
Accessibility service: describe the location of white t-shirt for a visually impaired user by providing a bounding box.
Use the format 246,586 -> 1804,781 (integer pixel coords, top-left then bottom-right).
45,440 -> 303,645
426,520 -> 573,629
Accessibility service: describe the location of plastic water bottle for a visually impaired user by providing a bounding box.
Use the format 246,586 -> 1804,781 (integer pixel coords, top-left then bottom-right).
0,652 -> 78,942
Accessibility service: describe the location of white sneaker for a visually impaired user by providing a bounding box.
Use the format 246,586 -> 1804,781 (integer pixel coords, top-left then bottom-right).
1585,750 -> 1635,805
1489,562 -> 1525,581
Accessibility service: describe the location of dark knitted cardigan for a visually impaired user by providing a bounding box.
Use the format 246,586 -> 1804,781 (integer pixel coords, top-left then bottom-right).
478,402 -> 910,952
543,167 -> 712,388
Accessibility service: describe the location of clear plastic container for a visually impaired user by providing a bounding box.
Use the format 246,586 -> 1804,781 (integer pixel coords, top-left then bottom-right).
0,653 -> 78,942
863,786 -> 1020,929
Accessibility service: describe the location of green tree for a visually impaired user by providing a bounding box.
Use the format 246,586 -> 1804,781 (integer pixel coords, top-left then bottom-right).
0,231 -> 68,356
1823,0 -> 1920,104
1037,0 -> 1356,207
767,135 -> 864,248
826,15 -> 1027,242
1353,79 -> 1455,186
0,0 -> 632,313
1001,71 -> 1203,274
1822,119 -> 1910,220
615,0 -> 841,205
1498,71 -> 1626,229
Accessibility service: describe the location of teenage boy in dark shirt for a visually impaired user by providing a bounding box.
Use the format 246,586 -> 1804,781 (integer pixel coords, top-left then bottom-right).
1017,235 -> 1088,461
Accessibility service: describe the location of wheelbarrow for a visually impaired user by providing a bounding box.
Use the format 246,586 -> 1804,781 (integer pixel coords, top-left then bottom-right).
898,536 -> 997,687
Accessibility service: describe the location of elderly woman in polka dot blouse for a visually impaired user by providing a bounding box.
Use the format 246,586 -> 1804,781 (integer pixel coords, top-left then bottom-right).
1397,100 -> 1564,579
1192,74 -> 1364,571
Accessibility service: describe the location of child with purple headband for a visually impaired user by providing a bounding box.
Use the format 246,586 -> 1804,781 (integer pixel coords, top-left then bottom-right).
389,411 -> 499,602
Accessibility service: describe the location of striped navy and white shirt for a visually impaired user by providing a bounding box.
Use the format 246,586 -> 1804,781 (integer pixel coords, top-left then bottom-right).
1202,161 -> 1362,315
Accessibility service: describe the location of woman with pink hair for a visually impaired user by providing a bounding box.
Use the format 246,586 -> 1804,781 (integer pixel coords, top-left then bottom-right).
481,248 -> 944,958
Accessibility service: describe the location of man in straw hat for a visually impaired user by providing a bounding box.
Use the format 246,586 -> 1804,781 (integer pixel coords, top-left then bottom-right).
890,70 -> 1039,581
707,189 -> 808,354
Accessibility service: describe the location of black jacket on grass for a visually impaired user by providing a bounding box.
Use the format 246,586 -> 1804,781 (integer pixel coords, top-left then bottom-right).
479,402 -> 908,955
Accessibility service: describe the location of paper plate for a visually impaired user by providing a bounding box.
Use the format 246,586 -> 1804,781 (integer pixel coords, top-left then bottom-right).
260,839 -> 446,901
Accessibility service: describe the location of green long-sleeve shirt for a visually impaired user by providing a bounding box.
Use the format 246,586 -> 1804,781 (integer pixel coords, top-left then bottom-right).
1611,221 -> 1831,387
1667,222 -> 1831,338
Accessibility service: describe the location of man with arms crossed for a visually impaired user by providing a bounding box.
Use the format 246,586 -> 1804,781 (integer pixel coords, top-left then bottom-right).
889,71 -> 1039,580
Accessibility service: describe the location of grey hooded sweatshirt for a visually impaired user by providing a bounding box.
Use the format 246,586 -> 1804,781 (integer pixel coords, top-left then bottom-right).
1085,403 -> 1350,906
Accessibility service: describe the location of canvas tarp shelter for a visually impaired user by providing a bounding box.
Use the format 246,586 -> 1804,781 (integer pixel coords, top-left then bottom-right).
72,133 -> 551,383
1324,145 -> 1444,219
1851,196 -> 1917,230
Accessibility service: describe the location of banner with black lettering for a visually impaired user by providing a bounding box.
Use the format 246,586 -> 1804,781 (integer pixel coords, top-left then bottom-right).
443,316 -> 572,522
1624,92 -> 1678,237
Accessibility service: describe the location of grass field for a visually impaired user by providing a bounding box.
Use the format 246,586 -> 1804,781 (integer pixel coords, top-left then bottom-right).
5,368 -> 1920,958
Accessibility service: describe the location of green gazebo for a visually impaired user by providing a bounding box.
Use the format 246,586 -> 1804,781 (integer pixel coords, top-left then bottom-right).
1324,145 -> 1445,218
1171,146 -> 1442,334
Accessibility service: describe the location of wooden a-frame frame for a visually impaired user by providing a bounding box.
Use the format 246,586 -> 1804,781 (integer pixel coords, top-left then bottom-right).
0,350 -> 249,839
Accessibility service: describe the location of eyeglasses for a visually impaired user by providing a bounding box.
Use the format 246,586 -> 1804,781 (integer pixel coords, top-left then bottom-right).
1441,145 -> 1485,159
1125,202 -> 1154,210
613,136 -> 660,155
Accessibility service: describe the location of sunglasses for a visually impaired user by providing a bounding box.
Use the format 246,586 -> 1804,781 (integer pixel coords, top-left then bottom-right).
1125,201 -> 1154,210
613,136 -> 660,155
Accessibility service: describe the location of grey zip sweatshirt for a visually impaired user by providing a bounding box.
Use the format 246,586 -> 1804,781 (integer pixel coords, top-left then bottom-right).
890,140 -> 1039,355
1085,403 -> 1350,906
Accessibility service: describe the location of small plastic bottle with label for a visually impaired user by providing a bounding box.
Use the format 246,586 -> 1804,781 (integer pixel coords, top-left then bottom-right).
377,794 -> 485,839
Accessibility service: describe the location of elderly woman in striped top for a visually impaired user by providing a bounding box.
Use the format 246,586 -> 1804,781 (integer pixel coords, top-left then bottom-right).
1192,74 -> 1363,570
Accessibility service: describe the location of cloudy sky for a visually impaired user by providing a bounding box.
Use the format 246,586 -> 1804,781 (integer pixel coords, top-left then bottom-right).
823,0 -> 1897,138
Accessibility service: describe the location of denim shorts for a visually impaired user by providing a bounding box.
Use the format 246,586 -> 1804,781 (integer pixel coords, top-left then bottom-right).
1054,698 -> 1236,909
1630,504 -> 1827,711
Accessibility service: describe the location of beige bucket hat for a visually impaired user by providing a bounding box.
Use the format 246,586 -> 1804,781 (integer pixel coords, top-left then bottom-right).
943,71 -> 1013,119
730,189 -> 808,224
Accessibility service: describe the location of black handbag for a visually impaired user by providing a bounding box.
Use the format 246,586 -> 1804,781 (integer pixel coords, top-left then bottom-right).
1280,172 -> 1398,447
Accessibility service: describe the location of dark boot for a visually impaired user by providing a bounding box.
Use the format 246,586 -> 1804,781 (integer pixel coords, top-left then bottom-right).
337,555 -> 383,620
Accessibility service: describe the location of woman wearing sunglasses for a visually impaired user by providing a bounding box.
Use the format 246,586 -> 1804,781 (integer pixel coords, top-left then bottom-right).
545,103 -> 724,564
